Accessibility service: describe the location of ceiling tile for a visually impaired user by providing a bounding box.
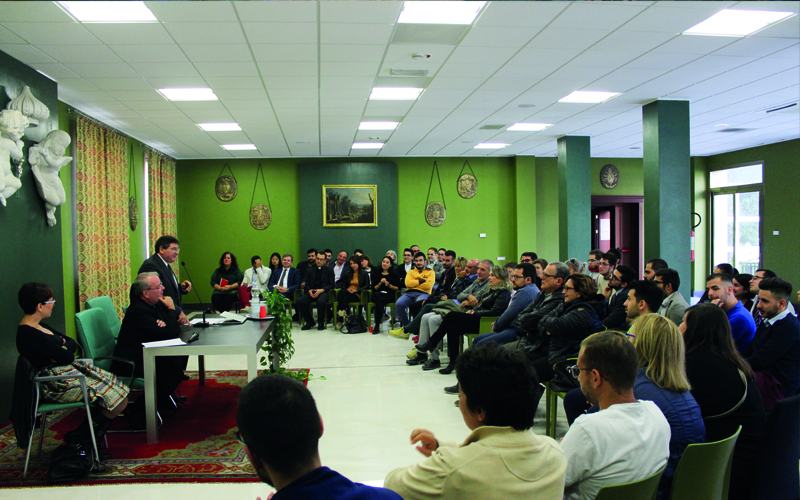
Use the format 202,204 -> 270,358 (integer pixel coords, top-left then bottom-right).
251,44 -> 317,62
106,90 -> 164,101
109,44 -> 188,63
56,78 -> 99,92
448,46 -> 518,65
258,62 -> 318,77
436,63 -> 499,79
163,22 -> 246,45
62,62 -> 139,79
0,2 -> 74,22
144,77 -> 207,89
528,28 -> 609,51
320,61 -> 380,77
263,77 -> 318,89
384,43 -> 454,63
146,1 -> 238,22
0,44 -> 55,64
214,88 -> 268,100
242,22 -> 317,44
181,44 -> 254,63
714,37 -> 798,58
320,23 -> 394,45
194,61 -> 259,78
130,62 -> 200,79
207,76 -> 265,89
233,1 -> 317,23
550,3 -> 649,30
38,44 -> 122,64
0,25 -> 27,44
461,26 -> 540,48
2,22 -> 100,45
477,3 -> 569,28
619,5 -> 726,33
510,48 -> 582,66
321,76 -> 374,89
29,62 -> 79,80
83,23 -> 173,45
268,88 -> 318,100
320,1 -> 401,24
568,50 -> 640,69
625,52 -> 700,70
653,35 -> 738,55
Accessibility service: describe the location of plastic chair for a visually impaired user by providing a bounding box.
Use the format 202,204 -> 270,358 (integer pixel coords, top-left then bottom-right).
365,290 -> 396,327
14,356 -> 101,478
544,357 -> 578,438
85,296 -> 122,339
462,316 -> 498,353
595,466 -> 666,500
667,426 -> 741,500
297,289 -> 335,328
750,394 -> 800,500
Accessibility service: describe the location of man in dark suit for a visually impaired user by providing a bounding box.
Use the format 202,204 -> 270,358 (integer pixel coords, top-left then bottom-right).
139,235 -> 191,325
112,272 -> 185,421
268,253 -> 301,300
602,264 -> 636,331
295,248 -> 317,288
296,251 -> 335,331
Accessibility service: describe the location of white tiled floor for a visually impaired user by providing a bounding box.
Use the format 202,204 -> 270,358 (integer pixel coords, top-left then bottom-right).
7,322 -> 564,498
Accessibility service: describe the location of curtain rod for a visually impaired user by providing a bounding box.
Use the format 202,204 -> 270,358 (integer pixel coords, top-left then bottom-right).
68,107 -> 176,162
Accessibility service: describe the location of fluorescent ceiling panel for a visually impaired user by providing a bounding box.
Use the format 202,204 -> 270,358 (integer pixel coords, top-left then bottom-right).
474,143 -> 509,149
157,88 -> 218,101
507,123 -> 553,132
359,121 -> 399,130
198,123 -> 241,132
369,87 -> 423,100
683,9 -> 795,37
558,91 -> 621,104
352,142 -> 384,149
57,1 -> 157,22
221,144 -> 257,151
398,2 -> 485,25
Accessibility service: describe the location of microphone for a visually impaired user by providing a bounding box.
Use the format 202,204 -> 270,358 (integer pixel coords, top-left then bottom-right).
181,261 -> 210,328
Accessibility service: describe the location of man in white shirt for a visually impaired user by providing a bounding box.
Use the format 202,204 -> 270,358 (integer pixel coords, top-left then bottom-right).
329,250 -> 348,282
242,255 -> 271,297
561,331 -> 670,500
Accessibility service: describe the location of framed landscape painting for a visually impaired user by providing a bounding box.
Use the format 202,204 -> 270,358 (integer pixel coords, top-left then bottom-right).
323,185 -> 377,227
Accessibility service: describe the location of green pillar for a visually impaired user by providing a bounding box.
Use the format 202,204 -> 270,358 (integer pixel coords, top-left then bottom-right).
557,136 -> 591,262
514,156 -> 537,258
643,100 -> 691,299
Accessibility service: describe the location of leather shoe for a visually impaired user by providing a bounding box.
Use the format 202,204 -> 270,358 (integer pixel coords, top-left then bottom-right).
422,359 -> 441,371
406,352 -> 428,365
415,341 -> 433,353
444,384 -> 458,394
317,323 -> 326,331
301,322 -> 315,331
439,362 -> 455,375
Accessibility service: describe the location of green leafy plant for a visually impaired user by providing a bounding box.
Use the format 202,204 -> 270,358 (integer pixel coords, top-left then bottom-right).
258,290 -> 324,382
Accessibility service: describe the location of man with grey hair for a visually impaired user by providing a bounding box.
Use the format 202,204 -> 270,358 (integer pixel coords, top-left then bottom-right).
113,272 -> 186,425
516,262 -> 569,360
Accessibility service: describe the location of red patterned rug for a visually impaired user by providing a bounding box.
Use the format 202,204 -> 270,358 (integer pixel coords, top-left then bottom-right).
0,370 -> 260,487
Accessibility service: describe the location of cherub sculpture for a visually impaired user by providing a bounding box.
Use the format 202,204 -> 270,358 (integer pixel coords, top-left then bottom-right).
0,109 -> 28,206
30,129 -> 71,226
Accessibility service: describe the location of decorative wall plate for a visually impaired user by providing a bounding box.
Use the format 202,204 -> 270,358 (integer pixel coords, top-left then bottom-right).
215,175 -> 237,201
129,196 -> 138,230
600,164 -> 619,189
457,173 -> 477,199
250,204 -> 272,230
425,201 -> 446,227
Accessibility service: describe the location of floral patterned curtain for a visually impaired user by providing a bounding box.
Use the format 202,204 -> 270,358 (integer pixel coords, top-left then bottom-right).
75,116 -> 130,313
147,149 -> 178,277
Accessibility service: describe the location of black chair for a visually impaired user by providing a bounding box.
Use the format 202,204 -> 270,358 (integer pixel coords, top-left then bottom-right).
750,394 -> 800,500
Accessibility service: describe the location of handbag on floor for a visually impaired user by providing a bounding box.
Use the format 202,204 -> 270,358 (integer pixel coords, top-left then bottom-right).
47,436 -> 101,483
341,314 -> 368,334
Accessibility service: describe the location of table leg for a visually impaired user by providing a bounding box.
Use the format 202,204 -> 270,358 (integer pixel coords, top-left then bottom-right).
247,351 -> 258,381
198,355 -> 205,386
144,350 -> 158,444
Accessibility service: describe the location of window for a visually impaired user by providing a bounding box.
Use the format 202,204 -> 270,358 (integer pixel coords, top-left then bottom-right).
710,164 -> 762,275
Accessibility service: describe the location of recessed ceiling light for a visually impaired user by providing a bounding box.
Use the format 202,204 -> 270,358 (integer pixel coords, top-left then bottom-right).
398,2 -> 485,25
197,123 -> 241,132
507,123 -> 553,132
715,124 -> 729,127
221,144 -> 257,151
683,9 -> 795,37
352,143 -> 384,149
369,88 -> 423,101
474,143 -> 509,149
359,121 -> 399,131
57,1 -> 157,22
558,91 -> 621,104
158,88 -> 218,101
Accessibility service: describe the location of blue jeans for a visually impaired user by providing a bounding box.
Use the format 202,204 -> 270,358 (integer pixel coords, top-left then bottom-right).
395,291 -> 429,326
472,328 -> 518,347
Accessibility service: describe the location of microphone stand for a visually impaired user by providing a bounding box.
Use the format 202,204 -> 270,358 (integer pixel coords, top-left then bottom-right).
181,261 -> 210,328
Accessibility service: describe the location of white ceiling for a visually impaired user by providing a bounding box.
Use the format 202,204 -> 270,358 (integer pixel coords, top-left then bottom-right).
0,1 -> 797,159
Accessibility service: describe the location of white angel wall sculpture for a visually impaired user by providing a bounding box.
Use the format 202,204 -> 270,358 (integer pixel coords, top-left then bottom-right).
30,129 -> 71,226
0,109 -> 29,206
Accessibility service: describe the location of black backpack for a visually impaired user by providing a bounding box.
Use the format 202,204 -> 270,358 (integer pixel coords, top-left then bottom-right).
341,314 -> 368,334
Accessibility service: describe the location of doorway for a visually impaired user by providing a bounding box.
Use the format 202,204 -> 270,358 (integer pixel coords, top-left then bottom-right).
591,196 -> 644,275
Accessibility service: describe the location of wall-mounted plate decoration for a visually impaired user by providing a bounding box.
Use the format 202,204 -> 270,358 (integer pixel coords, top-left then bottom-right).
457,160 -> 477,199
129,196 -> 138,230
250,204 -> 271,230
425,201 -> 446,227
216,163 -> 237,201
600,164 -> 619,189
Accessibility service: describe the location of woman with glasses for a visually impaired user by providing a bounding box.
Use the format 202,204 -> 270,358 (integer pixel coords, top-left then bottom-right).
16,282 -> 130,447
681,303 -> 766,500
415,266 -> 513,374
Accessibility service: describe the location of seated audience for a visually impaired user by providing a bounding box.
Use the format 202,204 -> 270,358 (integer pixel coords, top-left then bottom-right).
268,253 -> 301,302
749,268 -> 778,325
561,331 -> 670,500
733,273 -> 755,312
643,258 -> 668,281
18,282 -> 129,443
335,256 -> 369,329
681,303 -> 766,500
268,252 -> 281,272
211,251 -> 244,313
385,250 -> 398,263
532,258 -> 548,288
426,247 -> 444,281
296,248 -> 317,287
371,256 -> 401,333
602,264 -> 635,331
384,343 -> 567,500
519,252 -> 537,264
394,252 -> 435,327
330,250 -> 349,282
586,249 -> 603,283
296,251 -> 335,331
697,263 -> 737,304
241,255 -> 271,307
416,265 -> 512,375
624,280 -> 664,323
707,273 -> 756,352
237,375 -> 401,500
395,248 -> 414,284
654,268 -> 688,326
566,258 -> 583,275
595,252 -> 617,296
744,277 -> 800,403
323,248 -> 333,266
516,262 -> 568,358
531,274 -> 605,383
472,263 -> 539,347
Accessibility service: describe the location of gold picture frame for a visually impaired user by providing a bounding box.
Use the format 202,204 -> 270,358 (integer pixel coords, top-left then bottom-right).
323,185 -> 377,227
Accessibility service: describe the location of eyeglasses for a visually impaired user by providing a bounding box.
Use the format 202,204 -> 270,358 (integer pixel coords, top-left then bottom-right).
609,275 -> 621,282
542,272 -> 556,279
598,262 -> 610,267
563,286 -> 575,291
653,280 -> 665,286
588,259 -> 598,264
512,274 -> 525,280
146,284 -> 163,290
568,365 -> 593,378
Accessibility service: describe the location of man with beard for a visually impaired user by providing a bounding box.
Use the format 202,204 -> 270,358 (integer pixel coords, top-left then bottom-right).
472,263 -> 539,347
236,375 -> 401,500
561,331 -> 670,500
707,273 -> 756,352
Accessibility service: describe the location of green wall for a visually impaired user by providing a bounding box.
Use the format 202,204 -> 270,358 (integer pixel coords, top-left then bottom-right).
591,158 -> 643,196
0,49 -> 62,419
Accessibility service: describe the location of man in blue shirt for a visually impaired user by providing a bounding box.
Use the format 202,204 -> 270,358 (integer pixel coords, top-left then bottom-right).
236,375 -> 401,500
472,262 -> 539,347
707,273 -> 756,352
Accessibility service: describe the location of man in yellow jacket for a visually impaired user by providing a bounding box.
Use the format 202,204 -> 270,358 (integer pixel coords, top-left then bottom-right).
395,252 -> 435,326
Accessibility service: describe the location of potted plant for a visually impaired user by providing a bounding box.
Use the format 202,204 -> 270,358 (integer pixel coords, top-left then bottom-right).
258,290 -> 323,385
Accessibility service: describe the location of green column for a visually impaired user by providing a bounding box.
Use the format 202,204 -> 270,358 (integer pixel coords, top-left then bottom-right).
514,156 -> 537,258
643,100 -> 691,298
557,136 -> 591,261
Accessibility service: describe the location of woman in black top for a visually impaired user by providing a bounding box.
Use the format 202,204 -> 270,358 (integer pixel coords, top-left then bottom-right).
16,283 -> 129,440
268,252 -> 282,272
681,303 -> 766,500
335,257 -> 369,329
371,256 -> 401,333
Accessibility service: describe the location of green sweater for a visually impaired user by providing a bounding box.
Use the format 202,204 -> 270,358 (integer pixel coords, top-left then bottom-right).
211,267 -> 244,295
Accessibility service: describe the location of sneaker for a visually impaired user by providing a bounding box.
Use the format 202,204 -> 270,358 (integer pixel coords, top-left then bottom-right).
422,359 -> 441,371
444,384 -> 459,394
406,348 -> 418,359
411,335 -> 420,343
406,352 -> 428,365
389,327 -> 408,339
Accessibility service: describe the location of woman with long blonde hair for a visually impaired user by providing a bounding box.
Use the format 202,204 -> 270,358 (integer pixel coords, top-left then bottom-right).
631,314 -> 705,499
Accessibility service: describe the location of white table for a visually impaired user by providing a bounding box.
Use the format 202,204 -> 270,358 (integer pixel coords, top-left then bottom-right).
142,318 -> 273,443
